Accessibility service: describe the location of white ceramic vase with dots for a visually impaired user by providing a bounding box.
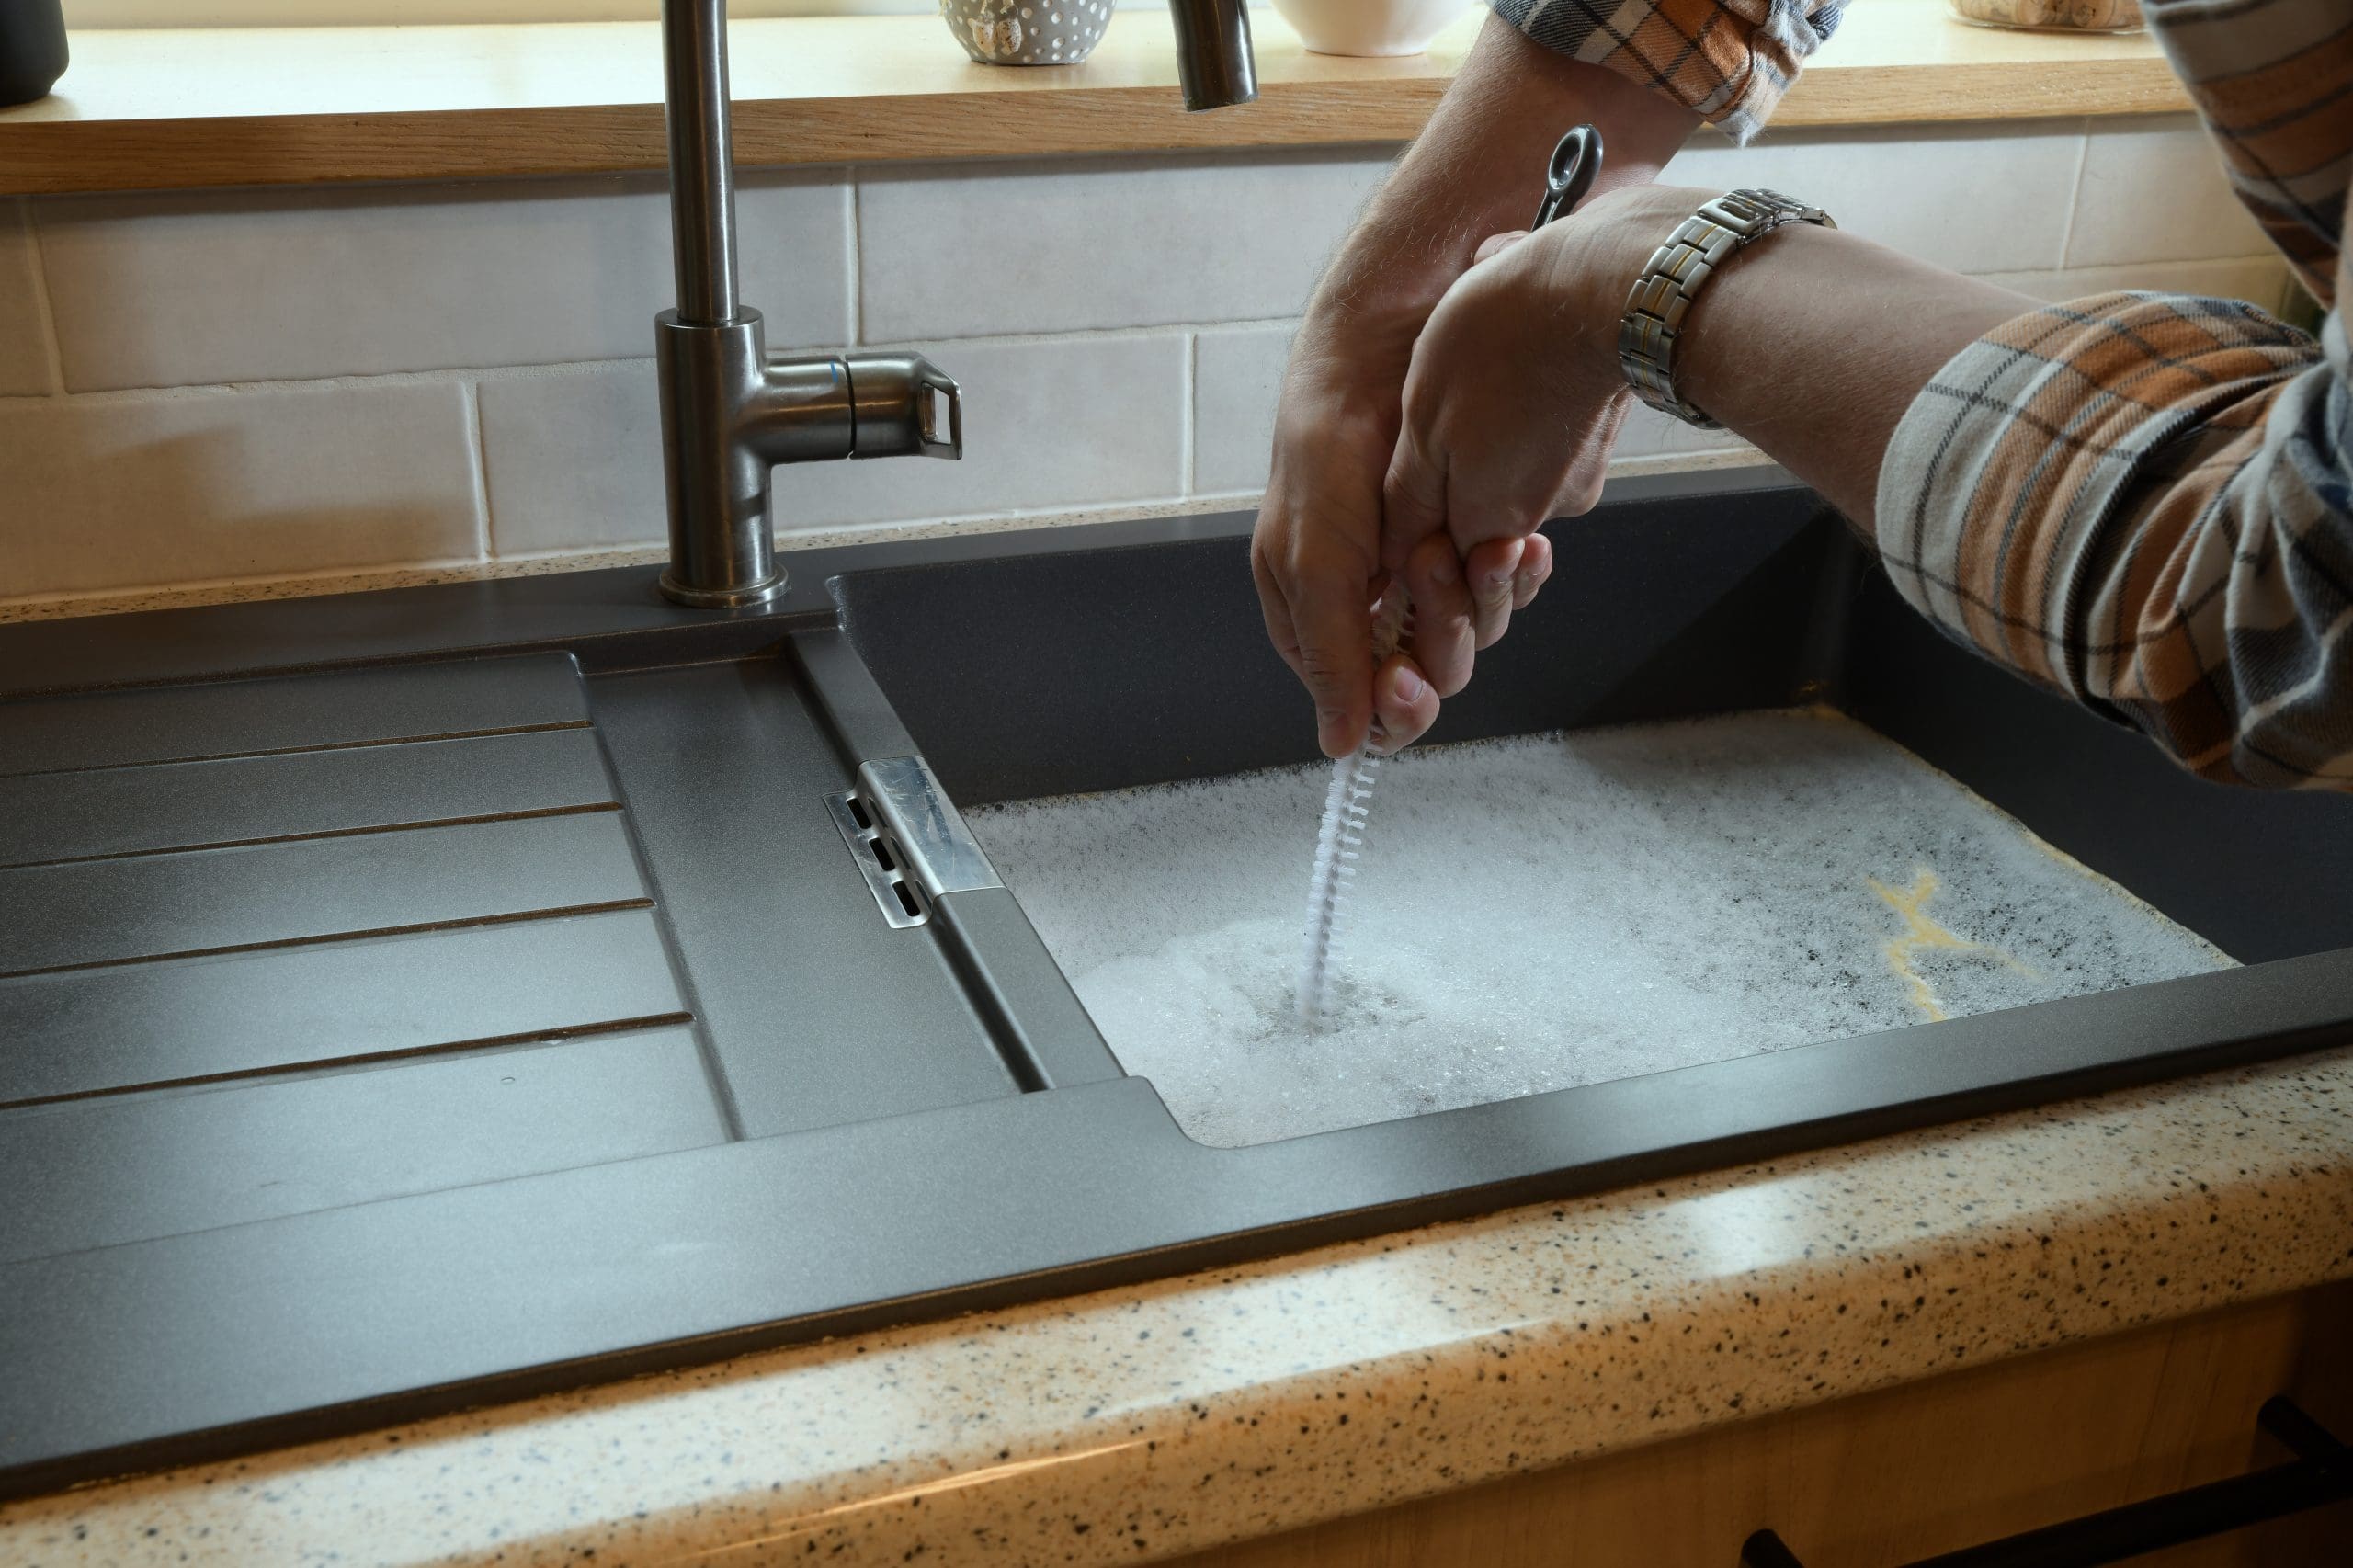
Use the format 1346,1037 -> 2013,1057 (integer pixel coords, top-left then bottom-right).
940,0 -> 1115,65
1271,0 -> 1476,56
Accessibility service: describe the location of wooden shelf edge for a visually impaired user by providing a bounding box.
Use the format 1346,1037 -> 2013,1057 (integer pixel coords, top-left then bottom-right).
0,30 -> 2189,198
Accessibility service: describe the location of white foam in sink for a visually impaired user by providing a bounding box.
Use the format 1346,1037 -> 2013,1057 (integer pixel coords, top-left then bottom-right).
966,709 -> 2233,1148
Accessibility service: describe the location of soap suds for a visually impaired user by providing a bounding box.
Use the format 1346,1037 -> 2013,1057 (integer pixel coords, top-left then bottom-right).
969,710 -> 2233,1148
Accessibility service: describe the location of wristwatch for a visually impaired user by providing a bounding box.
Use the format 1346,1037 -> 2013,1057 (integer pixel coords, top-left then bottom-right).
1618,188 -> 1836,430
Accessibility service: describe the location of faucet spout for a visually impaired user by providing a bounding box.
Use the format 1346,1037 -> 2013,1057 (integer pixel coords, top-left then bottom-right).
1168,0 -> 1257,112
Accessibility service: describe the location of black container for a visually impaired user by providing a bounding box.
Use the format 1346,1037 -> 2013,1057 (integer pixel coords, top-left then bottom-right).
0,0 -> 67,108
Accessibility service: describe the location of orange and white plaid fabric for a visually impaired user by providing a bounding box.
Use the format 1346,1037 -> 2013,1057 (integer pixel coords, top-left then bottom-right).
1499,0 -> 2352,787
1491,0 -> 1843,142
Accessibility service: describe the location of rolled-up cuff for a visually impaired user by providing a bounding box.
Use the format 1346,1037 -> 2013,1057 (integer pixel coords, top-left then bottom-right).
1488,0 -> 1840,143
1874,290 -> 2316,708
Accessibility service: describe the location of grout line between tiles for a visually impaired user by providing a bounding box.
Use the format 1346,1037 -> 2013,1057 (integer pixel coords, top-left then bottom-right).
31,321 -> 1301,405
21,198 -> 68,398
2055,119 -> 2093,270
844,175 -> 863,347
460,381 -> 494,562
1181,332 -> 1198,496
922,318 -> 1303,351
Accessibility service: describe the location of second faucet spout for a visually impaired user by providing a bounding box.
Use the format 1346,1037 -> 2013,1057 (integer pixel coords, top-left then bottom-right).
1168,0 -> 1258,112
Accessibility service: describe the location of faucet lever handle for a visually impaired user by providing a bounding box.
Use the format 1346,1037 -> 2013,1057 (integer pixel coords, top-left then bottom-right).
846,353 -> 962,461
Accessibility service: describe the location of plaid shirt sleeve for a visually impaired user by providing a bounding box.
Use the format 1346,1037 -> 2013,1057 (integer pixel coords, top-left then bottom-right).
1875,295 -> 2336,788
1871,0 -> 2353,789
1488,0 -> 1845,142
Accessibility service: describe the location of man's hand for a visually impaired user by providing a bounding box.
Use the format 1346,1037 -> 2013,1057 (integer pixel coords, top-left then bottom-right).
1247,18 -> 1699,759
1375,199 -> 1700,732
1378,223 -> 1620,727
1251,340 -> 1444,760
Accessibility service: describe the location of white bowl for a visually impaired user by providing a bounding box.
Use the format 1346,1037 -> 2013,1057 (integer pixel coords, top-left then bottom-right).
1271,0 -> 1476,57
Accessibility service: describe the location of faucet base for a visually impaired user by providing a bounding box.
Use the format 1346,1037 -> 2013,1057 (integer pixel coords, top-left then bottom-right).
658,564 -> 790,609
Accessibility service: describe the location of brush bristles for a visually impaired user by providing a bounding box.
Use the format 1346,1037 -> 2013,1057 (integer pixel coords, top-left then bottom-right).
1295,744 -> 1384,1029
1293,587 -> 1414,1030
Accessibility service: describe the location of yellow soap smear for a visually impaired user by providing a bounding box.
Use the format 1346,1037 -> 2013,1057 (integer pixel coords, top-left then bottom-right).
1866,869 -> 2034,1021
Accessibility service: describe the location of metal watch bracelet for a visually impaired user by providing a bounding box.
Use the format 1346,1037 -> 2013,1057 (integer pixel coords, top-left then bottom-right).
1618,188 -> 1835,430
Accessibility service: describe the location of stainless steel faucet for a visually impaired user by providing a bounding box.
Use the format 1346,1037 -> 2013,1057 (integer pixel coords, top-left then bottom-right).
1167,0 -> 1259,112
654,0 -> 1257,608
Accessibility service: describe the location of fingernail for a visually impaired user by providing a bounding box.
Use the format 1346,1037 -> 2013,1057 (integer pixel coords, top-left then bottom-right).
1430,553 -> 1458,585
1394,666 -> 1426,703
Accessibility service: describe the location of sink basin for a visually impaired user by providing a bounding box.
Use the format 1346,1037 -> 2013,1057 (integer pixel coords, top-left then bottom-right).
6,470 -> 2350,1499
963,710 -> 2236,1149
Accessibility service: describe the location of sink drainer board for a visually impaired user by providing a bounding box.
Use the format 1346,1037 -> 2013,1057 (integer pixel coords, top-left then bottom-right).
5,474 -> 2353,1498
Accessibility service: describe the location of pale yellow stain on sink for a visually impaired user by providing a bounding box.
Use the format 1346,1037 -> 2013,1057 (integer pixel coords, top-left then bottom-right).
1866,869 -> 2035,1022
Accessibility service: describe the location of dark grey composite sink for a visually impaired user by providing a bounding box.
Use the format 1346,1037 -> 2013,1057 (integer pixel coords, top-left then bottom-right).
6,471 -> 2352,1501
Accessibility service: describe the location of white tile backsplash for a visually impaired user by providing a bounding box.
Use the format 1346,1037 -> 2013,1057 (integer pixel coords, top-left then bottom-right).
36,170 -> 848,392
0,381 -> 481,597
1665,120 -> 2086,276
1192,323 -> 1292,497
1,116 -> 2300,604
478,334 -> 1186,555
857,150 -> 1396,343
2066,115 -> 2268,269
479,361 -> 667,554
0,199 -> 50,397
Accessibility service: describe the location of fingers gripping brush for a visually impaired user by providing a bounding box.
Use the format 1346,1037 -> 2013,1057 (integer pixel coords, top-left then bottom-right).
1295,588 -> 1412,1030
1291,124 -> 1602,1032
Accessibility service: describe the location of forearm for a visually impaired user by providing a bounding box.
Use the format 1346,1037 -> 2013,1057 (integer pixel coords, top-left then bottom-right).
1300,14 -> 1700,382
1556,188 -> 2346,788
1666,226 -> 2033,528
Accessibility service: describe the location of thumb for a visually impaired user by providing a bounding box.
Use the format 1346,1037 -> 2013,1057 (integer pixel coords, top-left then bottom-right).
1286,563 -> 1376,759
1381,417 -> 1449,576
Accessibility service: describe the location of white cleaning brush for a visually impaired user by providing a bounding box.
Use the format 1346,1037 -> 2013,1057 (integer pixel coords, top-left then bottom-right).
1294,587 -> 1411,1030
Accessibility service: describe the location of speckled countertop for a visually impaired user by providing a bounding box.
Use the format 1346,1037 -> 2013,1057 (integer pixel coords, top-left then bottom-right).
5,1045 -> 2351,1567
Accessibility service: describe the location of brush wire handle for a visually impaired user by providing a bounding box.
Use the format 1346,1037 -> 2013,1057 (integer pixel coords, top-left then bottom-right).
1295,587 -> 1412,1030
1534,124 -> 1603,229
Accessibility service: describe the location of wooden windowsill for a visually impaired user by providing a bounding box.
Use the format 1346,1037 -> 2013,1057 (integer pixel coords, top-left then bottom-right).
0,3 -> 2187,197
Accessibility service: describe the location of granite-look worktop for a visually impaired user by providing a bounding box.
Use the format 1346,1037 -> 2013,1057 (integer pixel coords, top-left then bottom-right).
5,1044 -> 2350,1567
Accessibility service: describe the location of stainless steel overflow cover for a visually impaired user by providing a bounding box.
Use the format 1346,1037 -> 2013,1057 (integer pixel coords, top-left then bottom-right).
825,756 -> 1002,928
826,789 -> 929,928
